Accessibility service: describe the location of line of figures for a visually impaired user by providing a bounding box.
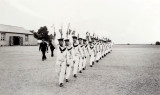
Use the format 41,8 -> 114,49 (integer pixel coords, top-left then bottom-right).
39,30 -> 113,87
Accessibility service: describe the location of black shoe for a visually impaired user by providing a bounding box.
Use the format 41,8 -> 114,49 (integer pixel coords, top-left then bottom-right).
96,60 -> 99,63
90,65 -> 92,67
92,62 -> 94,65
79,70 -> 82,73
60,83 -> 63,87
66,79 -> 69,82
74,74 -> 77,78
83,68 -> 85,70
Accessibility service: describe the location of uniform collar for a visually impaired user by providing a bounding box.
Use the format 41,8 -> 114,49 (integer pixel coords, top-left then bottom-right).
73,43 -> 79,47
66,46 -> 72,50
90,45 -> 94,49
59,46 -> 66,53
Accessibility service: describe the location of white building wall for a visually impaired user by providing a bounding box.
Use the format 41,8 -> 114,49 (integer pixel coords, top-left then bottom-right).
0,33 -> 37,46
0,33 -> 2,46
28,35 -> 38,45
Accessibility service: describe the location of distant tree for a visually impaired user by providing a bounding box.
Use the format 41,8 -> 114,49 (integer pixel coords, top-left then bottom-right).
49,34 -> 54,40
155,41 -> 160,45
33,26 -> 50,42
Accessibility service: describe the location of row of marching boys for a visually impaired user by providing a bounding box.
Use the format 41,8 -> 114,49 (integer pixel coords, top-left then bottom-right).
53,31 -> 113,87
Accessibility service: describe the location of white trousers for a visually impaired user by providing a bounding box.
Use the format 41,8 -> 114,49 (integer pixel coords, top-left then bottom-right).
97,52 -> 101,60
65,59 -> 73,79
90,54 -> 94,65
73,56 -> 79,75
82,57 -> 87,68
96,51 -> 99,61
79,57 -> 83,71
55,60 -> 66,84
101,51 -> 103,57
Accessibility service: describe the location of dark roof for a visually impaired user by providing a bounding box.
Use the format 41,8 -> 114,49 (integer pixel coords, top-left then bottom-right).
0,24 -> 33,34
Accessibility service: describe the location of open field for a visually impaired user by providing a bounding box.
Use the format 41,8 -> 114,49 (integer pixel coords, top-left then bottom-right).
0,45 -> 160,95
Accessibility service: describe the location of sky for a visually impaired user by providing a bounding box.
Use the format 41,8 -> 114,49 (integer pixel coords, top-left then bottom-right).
0,0 -> 160,44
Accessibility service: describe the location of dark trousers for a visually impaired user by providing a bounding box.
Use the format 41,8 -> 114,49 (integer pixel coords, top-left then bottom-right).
42,51 -> 46,60
51,49 -> 54,57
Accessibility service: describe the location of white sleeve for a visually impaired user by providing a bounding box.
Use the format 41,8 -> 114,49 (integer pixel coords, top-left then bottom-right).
52,40 -> 58,49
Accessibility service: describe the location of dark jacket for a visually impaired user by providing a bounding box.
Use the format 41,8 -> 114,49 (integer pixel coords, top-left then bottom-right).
49,43 -> 55,50
39,42 -> 48,52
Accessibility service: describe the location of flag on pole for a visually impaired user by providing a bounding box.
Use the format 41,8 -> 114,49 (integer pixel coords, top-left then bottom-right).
59,29 -> 63,38
68,29 -> 72,35
77,33 -> 79,39
72,30 -> 75,35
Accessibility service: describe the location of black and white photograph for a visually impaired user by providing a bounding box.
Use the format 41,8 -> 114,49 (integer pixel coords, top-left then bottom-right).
0,0 -> 160,95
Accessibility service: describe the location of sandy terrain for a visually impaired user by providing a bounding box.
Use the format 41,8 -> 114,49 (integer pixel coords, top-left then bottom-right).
0,45 -> 160,95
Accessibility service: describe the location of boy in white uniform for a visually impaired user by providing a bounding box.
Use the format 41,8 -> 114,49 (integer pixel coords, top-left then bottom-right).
89,41 -> 96,67
55,38 -> 67,87
64,38 -> 73,82
82,39 -> 89,70
72,36 -> 81,78
78,38 -> 84,73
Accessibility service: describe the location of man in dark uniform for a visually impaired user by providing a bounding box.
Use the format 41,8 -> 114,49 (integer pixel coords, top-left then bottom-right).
49,40 -> 55,57
39,39 -> 48,61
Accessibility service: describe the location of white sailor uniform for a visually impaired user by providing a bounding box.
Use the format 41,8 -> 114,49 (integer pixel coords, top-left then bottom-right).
82,44 -> 89,69
89,44 -> 95,66
96,42 -> 100,61
65,46 -> 73,80
78,44 -> 84,72
72,43 -> 81,76
55,46 -> 67,85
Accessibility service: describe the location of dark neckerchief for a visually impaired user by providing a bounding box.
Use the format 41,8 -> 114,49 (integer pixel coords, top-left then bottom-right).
90,46 -> 94,49
59,46 -> 66,53
73,43 -> 78,47
85,45 -> 88,48
68,47 -> 72,51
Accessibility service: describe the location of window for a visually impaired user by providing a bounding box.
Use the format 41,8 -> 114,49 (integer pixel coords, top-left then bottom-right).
1,33 -> 6,41
25,35 -> 28,41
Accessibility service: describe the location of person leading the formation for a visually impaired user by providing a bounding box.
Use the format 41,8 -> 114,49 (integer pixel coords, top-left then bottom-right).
39,39 -> 48,61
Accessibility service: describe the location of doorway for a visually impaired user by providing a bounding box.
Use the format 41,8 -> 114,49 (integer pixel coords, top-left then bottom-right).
13,36 -> 20,45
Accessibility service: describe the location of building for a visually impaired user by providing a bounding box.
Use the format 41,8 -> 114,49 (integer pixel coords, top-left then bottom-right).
0,24 -> 37,46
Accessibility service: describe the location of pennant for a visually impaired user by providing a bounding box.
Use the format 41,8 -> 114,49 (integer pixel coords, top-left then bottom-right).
72,30 -> 75,35
69,29 -> 72,35
59,29 -> 63,38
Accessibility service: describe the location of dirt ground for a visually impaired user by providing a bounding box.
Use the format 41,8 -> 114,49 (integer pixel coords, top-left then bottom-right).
0,45 -> 160,95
